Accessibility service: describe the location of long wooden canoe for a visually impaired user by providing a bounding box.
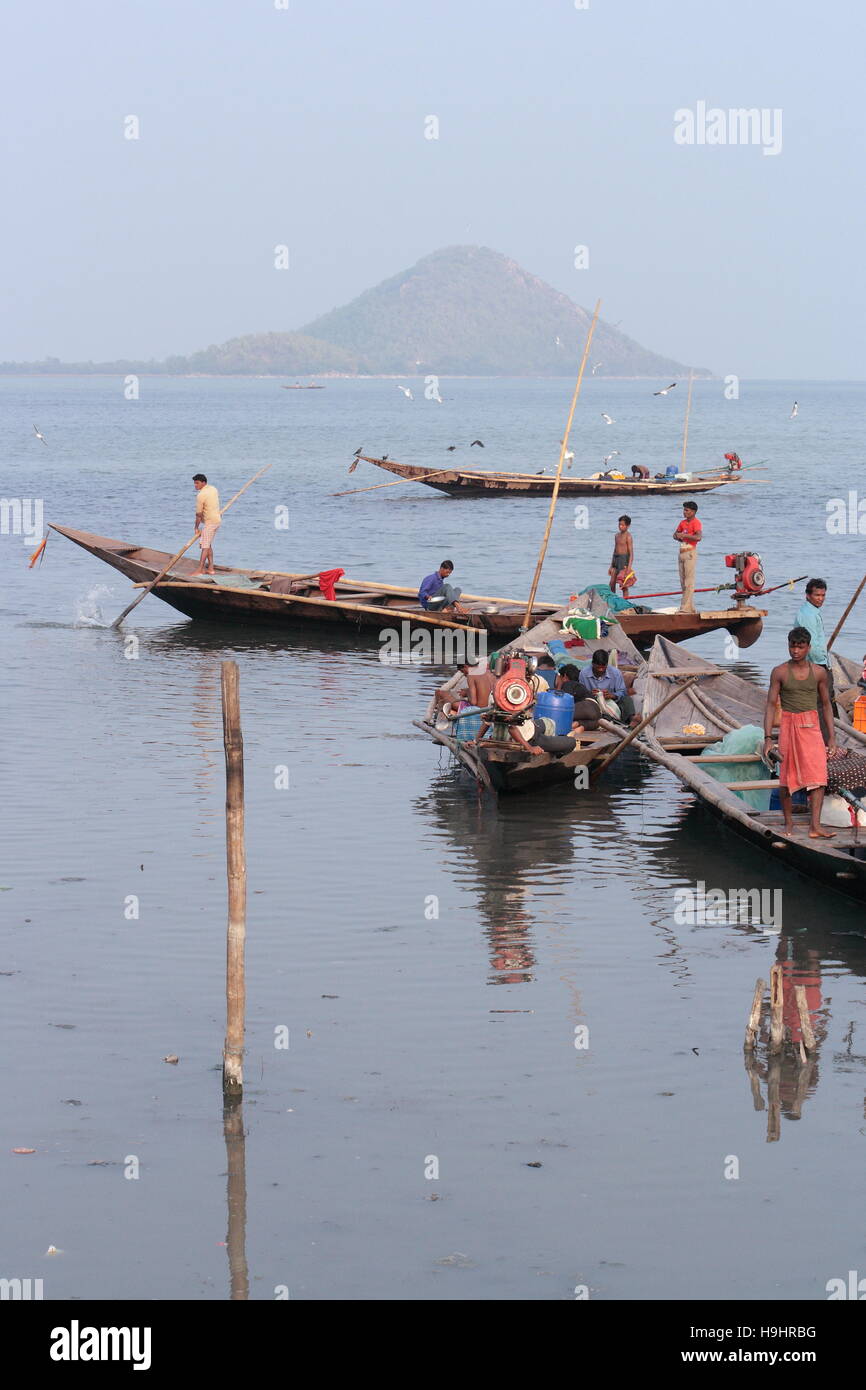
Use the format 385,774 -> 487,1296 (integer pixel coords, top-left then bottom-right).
49,525 -> 560,639
637,637 -> 866,904
354,454 -> 738,497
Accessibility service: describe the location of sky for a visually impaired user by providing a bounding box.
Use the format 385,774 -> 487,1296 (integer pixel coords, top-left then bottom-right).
2,0 -> 864,376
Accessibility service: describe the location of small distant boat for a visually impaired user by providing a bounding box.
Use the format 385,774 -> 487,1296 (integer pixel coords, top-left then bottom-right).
281,382 -> 325,389
354,454 -> 740,498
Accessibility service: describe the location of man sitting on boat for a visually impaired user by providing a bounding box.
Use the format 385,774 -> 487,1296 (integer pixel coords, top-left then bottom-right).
762,626 -> 841,840
418,559 -> 468,615
575,650 -> 637,725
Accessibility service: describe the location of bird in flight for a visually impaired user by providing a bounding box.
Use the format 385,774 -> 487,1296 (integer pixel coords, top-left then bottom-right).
446,445 -> 457,452
33,424 -> 47,445
603,452 -> 621,466
653,383 -> 677,396
353,446 -> 363,457
396,385 -> 413,400
470,439 -> 484,448
381,454 -> 390,461
601,413 -> 615,425
591,361 -> 603,375
554,336 -> 562,347
790,400 -> 799,418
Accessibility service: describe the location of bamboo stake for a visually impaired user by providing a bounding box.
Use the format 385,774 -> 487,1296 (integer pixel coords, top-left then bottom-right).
520,301 -> 601,631
221,660 -> 246,1097
794,985 -> 816,1052
110,464 -> 272,628
680,369 -> 694,473
827,573 -> 866,651
744,977 -> 766,1051
769,963 -> 784,1054
766,1055 -> 781,1142
590,674 -> 700,784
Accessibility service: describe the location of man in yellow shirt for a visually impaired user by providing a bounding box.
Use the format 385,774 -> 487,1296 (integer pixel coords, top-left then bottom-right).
191,473 -> 220,576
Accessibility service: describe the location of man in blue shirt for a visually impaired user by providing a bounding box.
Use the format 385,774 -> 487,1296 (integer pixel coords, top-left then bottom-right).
576,649 -> 636,724
418,559 -> 467,613
795,577 -> 836,739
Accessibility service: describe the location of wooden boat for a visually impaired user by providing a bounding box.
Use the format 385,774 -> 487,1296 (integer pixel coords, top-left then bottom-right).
354,454 -> 740,498
281,383 -> 325,389
49,525 -> 559,638
637,637 -> 866,903
573,587 -> 766,650
413,612 -> 642,795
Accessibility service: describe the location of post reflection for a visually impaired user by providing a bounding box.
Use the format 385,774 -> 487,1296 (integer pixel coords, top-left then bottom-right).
223,1095 -> 249,1300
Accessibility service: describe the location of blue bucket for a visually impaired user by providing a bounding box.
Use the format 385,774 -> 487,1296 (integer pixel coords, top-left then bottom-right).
534,690 -> 575,736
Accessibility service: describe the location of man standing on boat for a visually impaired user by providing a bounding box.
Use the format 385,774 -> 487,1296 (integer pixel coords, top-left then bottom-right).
673,500 -> 701,613
191,473 -> 220,577
763,626 -> 840,839
795,578 -> 837,741
418,560 -> 468,615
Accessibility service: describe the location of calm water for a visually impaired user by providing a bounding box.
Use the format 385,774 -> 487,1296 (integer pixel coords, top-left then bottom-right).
3,375 -> 866,1301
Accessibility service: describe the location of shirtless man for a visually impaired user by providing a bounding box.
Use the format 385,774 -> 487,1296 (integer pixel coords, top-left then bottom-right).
763,627 -> 841,839
609,516 -> 634,600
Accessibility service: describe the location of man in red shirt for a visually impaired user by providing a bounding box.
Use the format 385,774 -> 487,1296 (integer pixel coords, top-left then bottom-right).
673,501 -> 702,613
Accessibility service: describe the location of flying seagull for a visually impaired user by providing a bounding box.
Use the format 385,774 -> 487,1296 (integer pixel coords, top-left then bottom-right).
653,383 -> 677,396
353,446 -> 363,457
601,413 -> 615,425
396,385 -> 413,399
591,362 -> 603,375
446,445 -> 457,451
603,452 -> 621,466
381,454 -> 389,461
554,336 -> 562,347
33,424 -> 47,445
470,439 -> 484,447
790,400 -> 799,418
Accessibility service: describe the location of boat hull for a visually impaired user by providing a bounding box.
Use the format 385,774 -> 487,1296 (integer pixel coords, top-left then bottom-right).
357,455 -> 736,497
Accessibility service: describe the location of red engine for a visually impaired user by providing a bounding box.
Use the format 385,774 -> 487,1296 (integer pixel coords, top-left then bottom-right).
725,551 -> 765,597
492,656 -> 535,715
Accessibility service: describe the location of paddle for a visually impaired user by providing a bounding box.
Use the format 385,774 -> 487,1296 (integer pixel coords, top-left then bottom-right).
589,674 -> 701,785
828,573 -> 866,651
110,464 -> 272,629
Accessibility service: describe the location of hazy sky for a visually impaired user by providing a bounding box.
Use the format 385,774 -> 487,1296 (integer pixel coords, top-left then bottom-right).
3,0 -> 863,375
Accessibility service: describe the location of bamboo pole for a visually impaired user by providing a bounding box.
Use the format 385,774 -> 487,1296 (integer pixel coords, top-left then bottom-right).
331,469 -> 454,497
769,963 -> 784,1054
520,301 -> 601,631
221,660 -> 246,1097
110,464 -> 272,628
766,1055 -> 781,1142
589,674 -> 701,785
827,573 -> 866,651
744,978 -> 766,1051
794,985 -> 816,1052
680,369 -> 694,473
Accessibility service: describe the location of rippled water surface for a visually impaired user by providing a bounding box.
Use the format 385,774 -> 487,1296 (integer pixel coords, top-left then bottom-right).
3,376 -> 866,1300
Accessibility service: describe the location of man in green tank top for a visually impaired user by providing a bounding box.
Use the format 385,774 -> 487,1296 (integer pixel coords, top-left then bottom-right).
763,626 -> 840,838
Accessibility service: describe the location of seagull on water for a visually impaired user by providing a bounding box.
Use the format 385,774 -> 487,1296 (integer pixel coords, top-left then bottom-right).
653,383 -> 677,396
33,424 -> 47,445
790,400 -> 799,418
601,413 -> 615,425
396,385 -> 413,400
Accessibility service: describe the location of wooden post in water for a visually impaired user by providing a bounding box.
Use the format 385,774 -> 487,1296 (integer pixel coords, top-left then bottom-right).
744,977 -> 766,1051
794,985 -> 816,1052
221,660 -> 246,1097
769,963 -> 784,1055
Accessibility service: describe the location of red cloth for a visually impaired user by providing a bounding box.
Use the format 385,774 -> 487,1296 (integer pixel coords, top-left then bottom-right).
317,568 -> 344,601
779,709 -> 827,792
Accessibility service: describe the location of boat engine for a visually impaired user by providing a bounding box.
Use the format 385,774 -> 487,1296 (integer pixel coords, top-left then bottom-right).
492,655 -> 535,716
725,551 -> 765,601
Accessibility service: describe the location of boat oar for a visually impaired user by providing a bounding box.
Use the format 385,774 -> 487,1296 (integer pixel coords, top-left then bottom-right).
110,463 -> 272,629
589,674 -> 701,785
331,467 -> 453,497
828,573 -> 866,651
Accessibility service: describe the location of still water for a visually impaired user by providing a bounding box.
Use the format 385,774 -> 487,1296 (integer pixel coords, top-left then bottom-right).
2,375 -> 866,1300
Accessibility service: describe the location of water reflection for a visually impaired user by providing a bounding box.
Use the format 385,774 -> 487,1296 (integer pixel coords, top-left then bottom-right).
223,1095 -> 249,1300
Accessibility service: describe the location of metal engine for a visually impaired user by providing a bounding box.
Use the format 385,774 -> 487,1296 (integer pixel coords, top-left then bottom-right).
724,551 -> 766,602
